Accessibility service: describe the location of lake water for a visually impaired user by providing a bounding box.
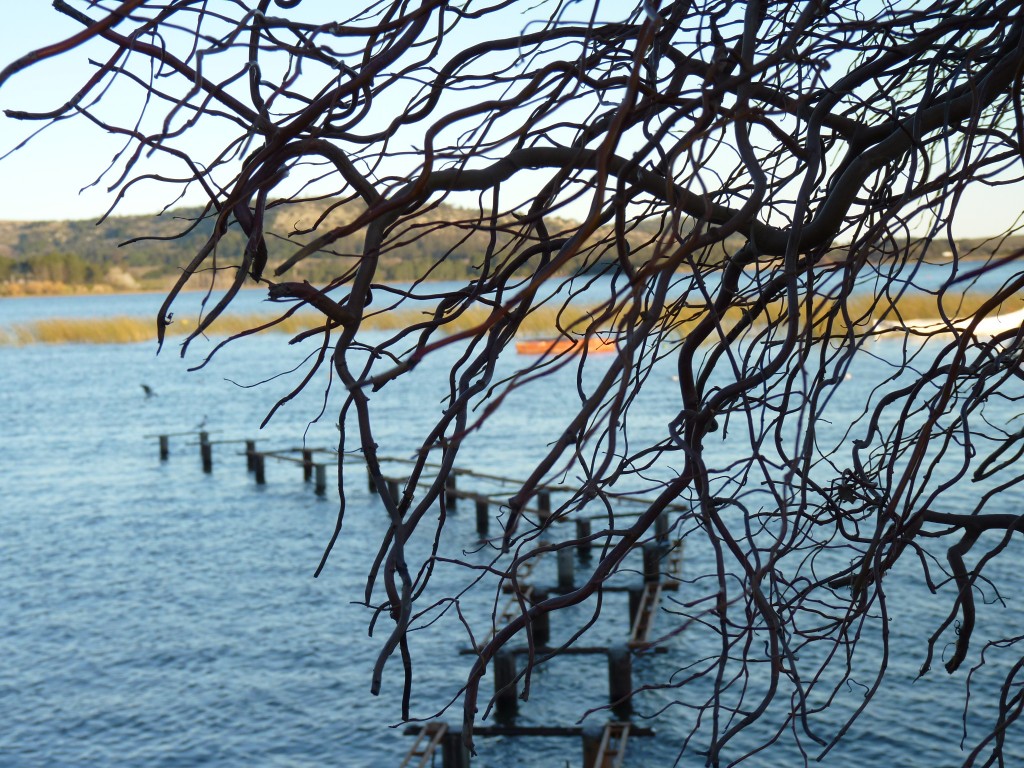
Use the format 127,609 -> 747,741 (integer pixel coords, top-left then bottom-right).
2,285 -> 1024,767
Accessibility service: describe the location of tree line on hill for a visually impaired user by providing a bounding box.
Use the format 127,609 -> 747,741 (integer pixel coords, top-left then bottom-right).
0,201 -> 670,292
0,202 -> 1015,294
0,202 -> 566,291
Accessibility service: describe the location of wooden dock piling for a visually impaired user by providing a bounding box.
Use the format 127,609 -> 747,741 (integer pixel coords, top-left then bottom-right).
537,489 -> 551,522
402,721 -> 651,768
493,650 -> 518,718
642,541 -> 666,583
582,723 -> 606,767
445,473 -> 458,510
475,497 -> 489,537
440,724 -> 471,768
529,588 -> 550,646
655,509 -> 669,544
153,439 -> 688,765
607,645 -> 633,716
628,586 -> 643,629
576,518 -> 592,558
200,432 -> 212,474
557,547 -> 575,591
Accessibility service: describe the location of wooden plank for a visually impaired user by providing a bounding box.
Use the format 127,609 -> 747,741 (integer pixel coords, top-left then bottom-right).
399,721 -> 447,768
257,448 -> 331,464
662,538 -> 685,591
459,644 -> 667,656
375,455 -> 571,492
144,430 -> 207,438
590,722 -> 631,768
628,582 -> 662,647
473,575 -> 548,651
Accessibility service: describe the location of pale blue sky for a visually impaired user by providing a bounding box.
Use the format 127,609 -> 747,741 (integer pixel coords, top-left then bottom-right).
0,2 -> 1021,240
0,2 -> 175,221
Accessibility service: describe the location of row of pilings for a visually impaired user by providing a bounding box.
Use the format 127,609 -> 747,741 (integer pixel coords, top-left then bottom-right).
150,429 -> 686,767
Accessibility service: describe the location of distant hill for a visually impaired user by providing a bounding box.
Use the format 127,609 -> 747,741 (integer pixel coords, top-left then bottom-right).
0,201 -> 597,294
0,201 -> 1019,296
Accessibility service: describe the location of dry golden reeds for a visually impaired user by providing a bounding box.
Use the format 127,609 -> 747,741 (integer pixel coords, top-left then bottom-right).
0,313 -> 311,346
1,292 -> 1021,346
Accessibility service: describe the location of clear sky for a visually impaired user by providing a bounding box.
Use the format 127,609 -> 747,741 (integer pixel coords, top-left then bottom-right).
0,2 -> 1021,240
0,3 -> 178,221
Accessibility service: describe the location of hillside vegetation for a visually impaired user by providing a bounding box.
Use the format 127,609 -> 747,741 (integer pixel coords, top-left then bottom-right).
0,201 -> 1018,296
0,201 -> 615,295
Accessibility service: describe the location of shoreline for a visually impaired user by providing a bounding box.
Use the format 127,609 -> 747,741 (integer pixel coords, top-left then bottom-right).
0,281 -> 279,300
0,251 -> 1010,300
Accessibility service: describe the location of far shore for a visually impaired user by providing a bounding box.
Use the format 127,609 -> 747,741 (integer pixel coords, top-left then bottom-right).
0,280 -> 270,300
2,289 -> 1021,347
1,250 -> 1012,301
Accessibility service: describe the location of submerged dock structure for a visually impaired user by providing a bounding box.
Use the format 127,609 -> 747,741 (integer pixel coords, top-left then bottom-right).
150,429 -> 687,766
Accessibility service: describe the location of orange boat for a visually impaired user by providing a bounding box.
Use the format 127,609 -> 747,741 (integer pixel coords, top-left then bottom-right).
515,336 -> 616,355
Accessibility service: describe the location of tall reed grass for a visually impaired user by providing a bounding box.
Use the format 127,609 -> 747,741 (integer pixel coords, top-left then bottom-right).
0,314 -> 314,346
0,306 -> 598,346
1,292 -> 1020,346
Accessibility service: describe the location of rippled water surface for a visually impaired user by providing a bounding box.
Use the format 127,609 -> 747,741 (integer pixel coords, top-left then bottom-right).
3,289 -> 1024,767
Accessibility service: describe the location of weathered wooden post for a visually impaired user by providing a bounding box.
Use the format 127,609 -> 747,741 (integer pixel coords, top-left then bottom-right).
642,542 -> 664,583
655,509 -> 670,544
158,435 -> 169,461
387,478 -> 400,504
302,449 -> 313,482
440,723 -> 471,768
475,497 -> 489,537
253,452 -> 266,485
493,650 -> 518,718
199,431 -> 212,474
537,489 -> 551,522
607,644 -> 633,716
628,586 -> 643,630
581,723 -> 606,767
557,547 -> 575,591
445,472 -> 458,511
245,440 -> 256,472
314,463 -> 327,496
529,588 -> 550,646
575,518 -> 592,559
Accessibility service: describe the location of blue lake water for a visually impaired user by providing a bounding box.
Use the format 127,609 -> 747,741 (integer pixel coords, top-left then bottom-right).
2,286 -> 1024,767
2,255 -> 1014,325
